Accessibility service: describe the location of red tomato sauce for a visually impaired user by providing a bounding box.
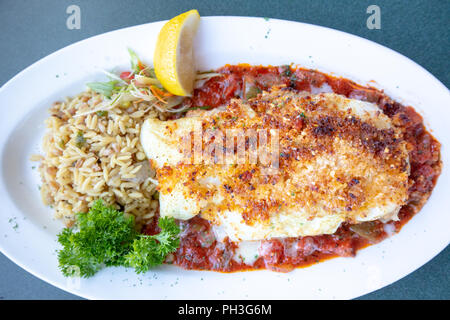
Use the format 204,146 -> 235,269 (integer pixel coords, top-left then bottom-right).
144,64 -> 442,272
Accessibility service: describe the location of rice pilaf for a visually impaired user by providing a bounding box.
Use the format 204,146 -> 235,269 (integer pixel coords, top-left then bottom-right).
31,89 -> 167,227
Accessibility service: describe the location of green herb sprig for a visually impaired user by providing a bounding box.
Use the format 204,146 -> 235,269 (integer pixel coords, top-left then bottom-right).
57,200 -> 180,278
86,80 -> 119,98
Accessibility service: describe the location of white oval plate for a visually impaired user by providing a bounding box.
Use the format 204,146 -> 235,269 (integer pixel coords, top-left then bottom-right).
0,17 -> 449,300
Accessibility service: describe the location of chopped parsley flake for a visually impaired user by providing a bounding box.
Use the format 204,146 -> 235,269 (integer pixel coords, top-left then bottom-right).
96,110 -> 108,117
75,131 -> 86,148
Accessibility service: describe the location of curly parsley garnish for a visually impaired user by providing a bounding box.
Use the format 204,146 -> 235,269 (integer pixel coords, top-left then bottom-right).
125,217 -> 180,274
57,200 -> 180,278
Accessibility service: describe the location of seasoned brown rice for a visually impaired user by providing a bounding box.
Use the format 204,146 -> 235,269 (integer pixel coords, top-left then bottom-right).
31,88 -> 167,227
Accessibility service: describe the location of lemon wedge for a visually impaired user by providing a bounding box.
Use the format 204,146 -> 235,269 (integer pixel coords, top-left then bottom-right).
153,9 -> 200,96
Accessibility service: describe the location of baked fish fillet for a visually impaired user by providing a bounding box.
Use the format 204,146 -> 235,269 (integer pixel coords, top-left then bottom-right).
141,87 -> 409,241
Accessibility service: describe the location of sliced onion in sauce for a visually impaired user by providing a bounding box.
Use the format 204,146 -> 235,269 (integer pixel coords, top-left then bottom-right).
242,76 -> 260,100
350,221 -> 383,243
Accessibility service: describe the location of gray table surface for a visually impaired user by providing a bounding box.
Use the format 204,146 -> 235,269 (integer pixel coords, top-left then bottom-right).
0,0 -> 448,300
